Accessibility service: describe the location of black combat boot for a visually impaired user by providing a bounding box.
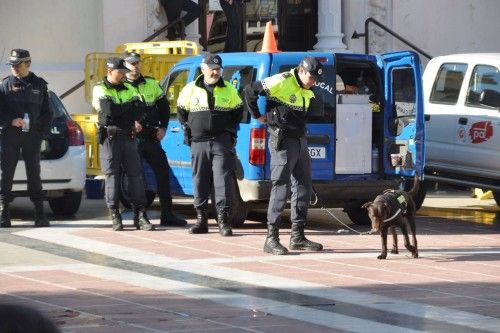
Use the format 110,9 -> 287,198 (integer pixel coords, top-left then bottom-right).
0,202 -> 11,228
110,208 -> 123,231
133,207 -> 155,231
188,208 -> 208,234
217,207 -> 232,237
263,224 -> 288,255
159,199 -> 187,227
34,201 -> 50,227
289,223 -> 323,251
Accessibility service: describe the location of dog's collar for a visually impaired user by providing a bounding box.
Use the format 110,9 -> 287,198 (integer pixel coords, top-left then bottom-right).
383,208 -> 402,222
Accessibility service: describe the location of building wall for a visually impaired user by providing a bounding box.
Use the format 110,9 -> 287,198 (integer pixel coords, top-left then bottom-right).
0,0 -> 104,113
343,0 -> 500,66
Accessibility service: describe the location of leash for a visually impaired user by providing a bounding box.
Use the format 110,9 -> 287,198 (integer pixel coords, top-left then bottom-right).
310,185 -> 371,235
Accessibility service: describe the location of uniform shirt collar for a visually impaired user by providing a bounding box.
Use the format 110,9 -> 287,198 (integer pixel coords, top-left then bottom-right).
127,74 -> 146,87
194,74 -> 226,88
292,68 -> 308,90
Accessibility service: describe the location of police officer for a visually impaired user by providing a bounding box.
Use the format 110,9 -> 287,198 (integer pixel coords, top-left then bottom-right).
124,52 -> 186,227
92,57 -> 154,231
177,53 -> 243,236
0,49 -> 53,228
243,56 -> 324,255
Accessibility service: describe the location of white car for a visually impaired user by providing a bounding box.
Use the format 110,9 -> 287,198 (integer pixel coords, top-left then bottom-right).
1,91 -> 86,215
423,53 -> 500,206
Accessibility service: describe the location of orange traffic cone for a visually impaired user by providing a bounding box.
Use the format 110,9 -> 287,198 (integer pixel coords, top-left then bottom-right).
259,21 -> 280,53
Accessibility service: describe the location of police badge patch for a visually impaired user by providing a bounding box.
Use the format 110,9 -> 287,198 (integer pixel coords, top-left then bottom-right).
192,97 -> 199,106
289,94 -> 297,103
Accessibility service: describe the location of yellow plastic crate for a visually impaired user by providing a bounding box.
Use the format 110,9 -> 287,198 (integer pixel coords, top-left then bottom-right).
115,40 -> 199,56
73,113 -> 101,176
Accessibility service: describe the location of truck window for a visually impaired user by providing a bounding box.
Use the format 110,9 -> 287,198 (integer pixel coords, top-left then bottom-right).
163,69 -> 189,115
391,67 -> 416,135
465,64 -> 500,108
222,65 -> 256,123
429,63 -> 467,104
278,65 -> 335,124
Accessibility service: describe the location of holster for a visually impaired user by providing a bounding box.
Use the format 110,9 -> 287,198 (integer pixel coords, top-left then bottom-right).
268,126 -> 285,151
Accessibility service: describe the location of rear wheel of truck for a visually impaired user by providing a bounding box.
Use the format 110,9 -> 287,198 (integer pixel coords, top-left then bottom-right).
493,191 -> 500,207
344,206 -> 371,225
48,191 -> 82,216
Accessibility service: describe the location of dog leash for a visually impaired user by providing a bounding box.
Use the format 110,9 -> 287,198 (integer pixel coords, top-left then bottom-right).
311,186 -> 370,236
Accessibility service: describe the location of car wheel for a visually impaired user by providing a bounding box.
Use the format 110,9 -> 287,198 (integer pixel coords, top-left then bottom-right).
345,206 -> 371,225
119,171 -> 156,209
48,191 -> 82,216
493,191 -> 500,207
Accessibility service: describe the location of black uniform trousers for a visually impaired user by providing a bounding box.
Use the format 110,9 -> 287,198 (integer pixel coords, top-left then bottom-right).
0,128 -> 44,203
190,132 -> 235,210
138,138 -> 172,203
220,0 -> 244,52
99,134 -> 146,209
267,136 -> 312,225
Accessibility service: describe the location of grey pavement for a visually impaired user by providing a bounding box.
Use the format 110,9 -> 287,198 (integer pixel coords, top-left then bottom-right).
0,190 -> 499,332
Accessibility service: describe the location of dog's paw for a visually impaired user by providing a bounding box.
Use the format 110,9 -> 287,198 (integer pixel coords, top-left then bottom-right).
391,249 -> 399,254
377,254 -> 387,259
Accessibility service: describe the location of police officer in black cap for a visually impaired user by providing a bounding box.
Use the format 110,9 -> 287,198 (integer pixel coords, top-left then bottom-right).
244,56 -> 324,255
177,53 -> 243,236
124,52 -> 186,227
0,49 -> 53,228
92,57 -> 154,231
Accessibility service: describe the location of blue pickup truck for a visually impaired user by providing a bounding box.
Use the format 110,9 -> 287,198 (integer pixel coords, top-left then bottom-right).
159,50 -> 425,226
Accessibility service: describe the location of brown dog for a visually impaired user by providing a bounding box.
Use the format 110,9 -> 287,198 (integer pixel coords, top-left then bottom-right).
362,175 -> 419,259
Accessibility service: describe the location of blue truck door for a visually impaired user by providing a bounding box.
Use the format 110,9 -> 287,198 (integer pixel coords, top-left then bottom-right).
161,63 -> 196,195
381,51 -> 425,177
268,52 -> 336,180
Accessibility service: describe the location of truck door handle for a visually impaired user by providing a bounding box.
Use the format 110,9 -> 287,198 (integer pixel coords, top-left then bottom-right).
458,117 -> 468,125
424,114 -> 430,121
171,127 -> 180,133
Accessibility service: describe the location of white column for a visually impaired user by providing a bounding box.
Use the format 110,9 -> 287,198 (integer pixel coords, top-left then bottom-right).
314,0 -> 347,51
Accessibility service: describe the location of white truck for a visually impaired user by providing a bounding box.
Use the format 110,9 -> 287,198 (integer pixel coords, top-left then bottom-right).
422,53 -> 500,206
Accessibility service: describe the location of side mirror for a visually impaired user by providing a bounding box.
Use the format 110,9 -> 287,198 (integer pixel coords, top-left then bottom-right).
479,89 -> 500,108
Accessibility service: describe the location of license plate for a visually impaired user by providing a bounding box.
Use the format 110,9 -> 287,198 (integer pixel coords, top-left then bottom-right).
308,146 -> 326,159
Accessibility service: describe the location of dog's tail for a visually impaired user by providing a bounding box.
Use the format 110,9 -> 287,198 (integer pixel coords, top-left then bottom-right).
407,174 -> 420,196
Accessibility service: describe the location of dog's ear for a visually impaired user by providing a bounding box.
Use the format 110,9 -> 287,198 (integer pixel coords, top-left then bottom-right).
362,202 -> 373,209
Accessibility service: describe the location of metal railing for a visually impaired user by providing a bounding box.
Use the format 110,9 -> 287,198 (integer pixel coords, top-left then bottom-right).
59,19 -> 185,100
352,17 -> 432,60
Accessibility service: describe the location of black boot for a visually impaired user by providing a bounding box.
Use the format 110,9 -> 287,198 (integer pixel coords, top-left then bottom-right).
188,208 -> 208,234
0,202 -> 11,228
264,224 -> 288,255
289,223 -> 323,251
34,201 -> 50,227
159,199 -> 187,227
133,207 -> 155,231
217,207 -> 232,237
110,208 -> 123,231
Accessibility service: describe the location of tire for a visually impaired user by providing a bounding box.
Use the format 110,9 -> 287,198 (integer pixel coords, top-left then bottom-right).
345,206 -> 372,225
48,191 -> 82,216
119,170 -> 156,209
493,191 -> 500,207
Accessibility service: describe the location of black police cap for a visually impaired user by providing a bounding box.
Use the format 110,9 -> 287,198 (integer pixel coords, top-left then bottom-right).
6,49 -> 31,65
106,57 -> 130,72
299,56 -> 324,80
201,53 -> 223,69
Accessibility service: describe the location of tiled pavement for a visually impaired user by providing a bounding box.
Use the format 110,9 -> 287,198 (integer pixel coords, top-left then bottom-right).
0,193 -> 499,332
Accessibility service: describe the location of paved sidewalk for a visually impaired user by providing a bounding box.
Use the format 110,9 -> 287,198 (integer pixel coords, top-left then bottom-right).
0,193 -> 499,332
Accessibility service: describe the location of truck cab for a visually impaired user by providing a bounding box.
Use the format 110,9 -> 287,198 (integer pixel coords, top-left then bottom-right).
161,50 -> 425,225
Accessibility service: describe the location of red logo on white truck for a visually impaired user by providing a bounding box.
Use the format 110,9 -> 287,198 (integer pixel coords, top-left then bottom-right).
469,121 -> 493,144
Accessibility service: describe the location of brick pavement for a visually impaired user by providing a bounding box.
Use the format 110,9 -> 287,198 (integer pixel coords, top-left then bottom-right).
0,194 -> 499,332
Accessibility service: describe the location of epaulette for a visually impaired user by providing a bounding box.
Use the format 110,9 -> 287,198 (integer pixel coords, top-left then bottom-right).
1,76 -> 9,82
282,72 -> 292,78
144,75 -> 156,80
